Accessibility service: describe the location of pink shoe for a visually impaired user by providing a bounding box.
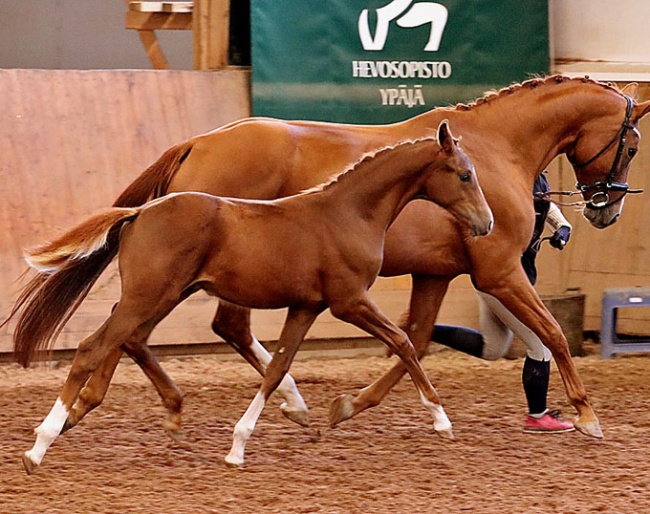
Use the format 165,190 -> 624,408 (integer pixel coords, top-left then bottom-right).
523,409 -> 575,433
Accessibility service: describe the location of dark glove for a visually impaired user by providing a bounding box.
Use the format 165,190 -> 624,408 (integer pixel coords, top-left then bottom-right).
549,226 -> 571,250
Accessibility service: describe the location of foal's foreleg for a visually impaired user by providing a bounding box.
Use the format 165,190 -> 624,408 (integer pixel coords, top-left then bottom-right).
212,302 -> 309,427
330,276 -> 449,426
225,305 -> 322,468
331,293 -> 453,439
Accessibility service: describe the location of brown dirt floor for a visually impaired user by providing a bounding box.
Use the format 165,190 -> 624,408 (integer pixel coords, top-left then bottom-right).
1,342 -> 649,514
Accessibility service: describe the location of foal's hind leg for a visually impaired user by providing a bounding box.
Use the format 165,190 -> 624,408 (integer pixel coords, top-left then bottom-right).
330,292 -> 453,439
212,302 -> 309,427
63,338 -> 184,437
23,293 -> 182,474
330,275 -> 450,426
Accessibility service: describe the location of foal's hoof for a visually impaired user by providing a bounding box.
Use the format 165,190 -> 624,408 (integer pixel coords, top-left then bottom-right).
60,415 -> 77,434
574,419 -> 604,439
22,453 -> 38,475
435,427 -> 455,441
280,403 -> 310,428
329,394 -> 355,427
224,454 -> 244,469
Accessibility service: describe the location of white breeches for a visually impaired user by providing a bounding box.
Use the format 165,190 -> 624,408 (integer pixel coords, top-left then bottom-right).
477,291 -> 552,362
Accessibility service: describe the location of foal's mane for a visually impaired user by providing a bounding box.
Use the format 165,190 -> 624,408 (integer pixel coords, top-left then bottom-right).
453,74 -> 624,112
300,137 -> 437,195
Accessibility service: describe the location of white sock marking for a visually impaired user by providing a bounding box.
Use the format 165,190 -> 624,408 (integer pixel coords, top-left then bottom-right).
225,390 -> 266,467
250,337 -> 307,413
24,398 -> 69,466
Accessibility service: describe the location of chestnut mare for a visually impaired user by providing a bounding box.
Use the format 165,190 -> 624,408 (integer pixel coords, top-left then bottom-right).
13,125 -> 494,472
9,76 -> 650,450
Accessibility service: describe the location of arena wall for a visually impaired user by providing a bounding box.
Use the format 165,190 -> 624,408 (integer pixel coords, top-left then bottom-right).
1,70 -> 649,357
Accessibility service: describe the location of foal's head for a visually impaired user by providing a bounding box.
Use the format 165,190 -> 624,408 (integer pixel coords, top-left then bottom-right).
422,121 -> 493,237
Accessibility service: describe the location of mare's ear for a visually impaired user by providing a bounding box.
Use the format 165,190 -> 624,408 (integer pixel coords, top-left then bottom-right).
437,120 -> 455,154
633,99 -> 650,121
621,82 -> 639,99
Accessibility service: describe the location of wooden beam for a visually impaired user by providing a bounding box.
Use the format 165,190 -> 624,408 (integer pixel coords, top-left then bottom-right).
130,1 -> 194,13
193,0 -> 229,70
125,11 -> 192,30
137,30 -> 170,70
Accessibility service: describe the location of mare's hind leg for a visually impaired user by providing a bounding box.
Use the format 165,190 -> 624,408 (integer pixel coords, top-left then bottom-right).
330,292 -> 453,439
225,305 -> 323,468
212,301 -> 309,427
330,275 -> 450,426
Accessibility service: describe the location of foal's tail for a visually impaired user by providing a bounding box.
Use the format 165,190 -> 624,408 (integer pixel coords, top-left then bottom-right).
3,140 -> 193,367
3,208 -> 140,367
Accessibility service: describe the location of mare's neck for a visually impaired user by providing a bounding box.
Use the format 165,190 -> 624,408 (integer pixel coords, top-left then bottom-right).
407,80 -> 626,185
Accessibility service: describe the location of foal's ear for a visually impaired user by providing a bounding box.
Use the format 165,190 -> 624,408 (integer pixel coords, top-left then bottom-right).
437,120 -> 455,153
621,82 -> 639,99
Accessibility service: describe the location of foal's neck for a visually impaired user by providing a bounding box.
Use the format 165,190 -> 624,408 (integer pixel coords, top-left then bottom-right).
319,140 -> 437,229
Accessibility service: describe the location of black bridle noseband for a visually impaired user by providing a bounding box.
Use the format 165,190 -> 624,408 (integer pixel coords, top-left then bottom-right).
568,95 -> 643,209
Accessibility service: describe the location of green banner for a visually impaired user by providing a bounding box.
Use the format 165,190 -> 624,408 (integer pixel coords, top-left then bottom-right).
251,0 -> 549,123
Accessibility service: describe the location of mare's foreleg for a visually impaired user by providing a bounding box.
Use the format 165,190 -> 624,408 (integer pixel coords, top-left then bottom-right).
225,305 -> 322,468
330,275 -> 450,426
212,302 -> 309,427
330,292 -> 453,439
479,275 -> 601,438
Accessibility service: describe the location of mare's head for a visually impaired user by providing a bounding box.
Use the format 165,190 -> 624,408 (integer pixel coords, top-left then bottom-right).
567,80 -> 650,228
422,121 -> 493,236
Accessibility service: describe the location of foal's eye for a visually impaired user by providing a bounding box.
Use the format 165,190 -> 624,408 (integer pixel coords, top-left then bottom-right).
628,147 -> 638,158
459,172 -> 471,182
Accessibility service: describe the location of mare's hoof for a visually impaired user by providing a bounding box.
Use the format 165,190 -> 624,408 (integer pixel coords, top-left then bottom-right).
280,404 -> 310,428
329,394 -> 355,428
435,427 -> 455,441
22,453 -> 38,475
165,428 -> 193,449
574,419 -> 604,439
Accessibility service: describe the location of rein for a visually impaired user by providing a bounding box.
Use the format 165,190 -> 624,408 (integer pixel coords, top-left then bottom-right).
557,95 -> 643,209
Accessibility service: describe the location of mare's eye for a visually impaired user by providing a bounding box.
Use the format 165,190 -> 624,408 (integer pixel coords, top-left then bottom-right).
459,172 -> 471,182
628,147 -> 638,158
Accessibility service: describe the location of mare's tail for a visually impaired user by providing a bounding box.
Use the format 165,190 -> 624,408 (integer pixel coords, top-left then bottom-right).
3,208 -> 140,367
113,141 -> 193,207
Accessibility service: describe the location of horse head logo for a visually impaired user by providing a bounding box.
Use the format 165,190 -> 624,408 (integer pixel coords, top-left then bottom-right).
359,0 -> 449,52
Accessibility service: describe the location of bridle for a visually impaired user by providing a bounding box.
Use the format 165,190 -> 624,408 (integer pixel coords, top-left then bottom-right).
569,95 -> 642,209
